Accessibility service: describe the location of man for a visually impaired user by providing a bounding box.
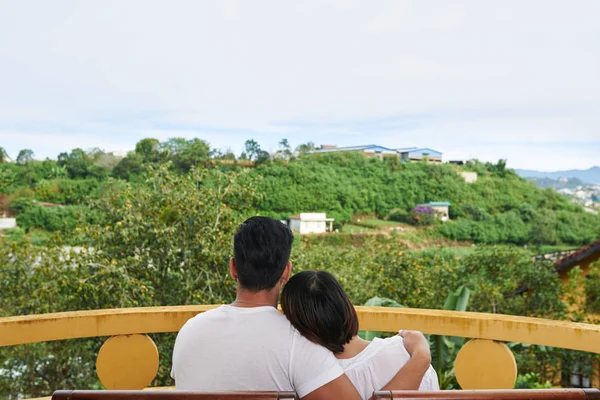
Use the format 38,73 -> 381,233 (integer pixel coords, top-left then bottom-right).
172,216 -> 431,399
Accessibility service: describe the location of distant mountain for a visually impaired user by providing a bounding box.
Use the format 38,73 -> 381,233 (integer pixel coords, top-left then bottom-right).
515,166 -> 600,185
527,177 -> 586,190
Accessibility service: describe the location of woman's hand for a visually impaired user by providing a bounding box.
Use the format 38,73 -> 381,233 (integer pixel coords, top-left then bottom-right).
398,330 -> 432,363
378,330 -> 432,392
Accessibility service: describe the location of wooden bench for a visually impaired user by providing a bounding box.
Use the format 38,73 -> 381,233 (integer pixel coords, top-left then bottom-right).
372,389 -> 600,400
51,391 -> 298,400
50,389 -> 600,400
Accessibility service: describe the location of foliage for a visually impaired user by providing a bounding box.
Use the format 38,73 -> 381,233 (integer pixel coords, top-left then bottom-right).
388,208 -> 409,222
16,149 -> 35,164
0,146 -> 9,163
57,148 -> 107,179
584,263 -> 600,314
409,206 -> 438,226
249,152 -> 599,245
242,139 -> 262,161
14,201 -> 103,233
0,239 -> 154,398
34,178 -> 102,205
358,296 -> 403,341
159,138 -> 211,172
85,164 -> 261,305
3,139 -> 599,247
514,373 -> 552,389
429,286 -> 470,389
460,247 -> 565,318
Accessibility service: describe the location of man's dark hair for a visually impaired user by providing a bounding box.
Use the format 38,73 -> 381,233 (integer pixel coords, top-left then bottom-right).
233,216 -> 294,291
281,270 -> 359,353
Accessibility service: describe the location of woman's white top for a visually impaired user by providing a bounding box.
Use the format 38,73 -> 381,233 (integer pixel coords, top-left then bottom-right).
337,335 -> 439,400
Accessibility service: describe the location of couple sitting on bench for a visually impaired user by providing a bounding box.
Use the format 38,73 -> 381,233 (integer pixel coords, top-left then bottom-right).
172,216 -> 438,400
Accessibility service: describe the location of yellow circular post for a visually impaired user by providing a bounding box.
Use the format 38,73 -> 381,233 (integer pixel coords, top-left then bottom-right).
96,334 -> 159,390
455,339 -> 517,389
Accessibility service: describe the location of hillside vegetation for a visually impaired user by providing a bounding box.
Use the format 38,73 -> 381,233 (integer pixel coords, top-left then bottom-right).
2,140 -> 599,246
253,153 -> 599,245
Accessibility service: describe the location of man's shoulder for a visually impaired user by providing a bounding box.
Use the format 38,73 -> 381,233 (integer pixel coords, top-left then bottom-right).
179,305 -> 297,334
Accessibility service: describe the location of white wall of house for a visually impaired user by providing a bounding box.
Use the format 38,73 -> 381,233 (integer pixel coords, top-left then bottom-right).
432,206 -> 450,222
289,213 -> 332,234
299,220 -> 327,234
0,218 -> 16,230
461,172 -> 478,183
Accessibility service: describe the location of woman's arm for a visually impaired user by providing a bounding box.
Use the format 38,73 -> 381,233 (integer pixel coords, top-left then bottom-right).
379,330 -> 432,391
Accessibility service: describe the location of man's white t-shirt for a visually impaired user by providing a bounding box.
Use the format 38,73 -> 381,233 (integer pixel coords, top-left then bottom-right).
171,305 -> 344,398
338,335 -> 439,400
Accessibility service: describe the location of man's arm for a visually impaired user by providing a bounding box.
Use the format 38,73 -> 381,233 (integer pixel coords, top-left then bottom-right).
302,374 -> 362,400
379,330 -> 432,391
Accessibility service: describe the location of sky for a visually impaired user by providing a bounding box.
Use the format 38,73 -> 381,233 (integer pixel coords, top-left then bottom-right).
0,1 -> 599,171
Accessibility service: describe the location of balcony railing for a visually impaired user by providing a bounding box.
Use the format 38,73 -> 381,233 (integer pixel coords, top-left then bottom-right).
1,306 -> 599,398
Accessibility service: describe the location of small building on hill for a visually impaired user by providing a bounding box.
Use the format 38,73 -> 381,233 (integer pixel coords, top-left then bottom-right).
416,202 -> 451,222
311,145 -> 443,162
288,213 -> 334,234
0,218 -> 16,231
396,148 -> 443,163
461,172 -> 478,183
311,145 -> 398,159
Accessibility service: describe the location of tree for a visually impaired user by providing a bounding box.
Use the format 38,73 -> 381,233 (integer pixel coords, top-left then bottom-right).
274,139 -> 292,161
112,152 -> 145,180
134,138 -> 162,163
213,148 -> 236,161
295,142 -> 316,155
90,164 -> 261,305
160,138 -> 211,173
57,149 -> 106,179
0,147 -> 9,163
243,139 -> 262,161
255,150 -> 271,165
16,149 -> 34,164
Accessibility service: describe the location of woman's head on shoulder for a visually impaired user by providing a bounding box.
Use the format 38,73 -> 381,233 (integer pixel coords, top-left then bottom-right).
281,270 -> 359,353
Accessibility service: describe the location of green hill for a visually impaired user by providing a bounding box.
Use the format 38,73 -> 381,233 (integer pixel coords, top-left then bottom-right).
250,153 -> 600,245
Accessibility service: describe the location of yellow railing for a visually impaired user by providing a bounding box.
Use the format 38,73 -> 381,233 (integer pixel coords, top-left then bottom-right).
1,306 -> 599,395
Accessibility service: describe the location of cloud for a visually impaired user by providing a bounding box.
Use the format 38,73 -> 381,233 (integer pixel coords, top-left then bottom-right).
0,0 -> 598,170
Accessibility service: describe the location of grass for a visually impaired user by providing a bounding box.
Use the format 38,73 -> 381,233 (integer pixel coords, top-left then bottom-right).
341,224 -> 376,233
531,245 -> 579,254
358,218 -> 404,228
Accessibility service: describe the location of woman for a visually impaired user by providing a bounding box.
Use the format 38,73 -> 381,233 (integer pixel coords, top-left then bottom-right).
281,270 -> 439,399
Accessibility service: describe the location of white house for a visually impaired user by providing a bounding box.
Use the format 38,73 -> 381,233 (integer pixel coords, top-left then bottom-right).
0,218 -> 16,231
416,202 -> 451,222
460,172 -> 478,183
288,213 -> 334,234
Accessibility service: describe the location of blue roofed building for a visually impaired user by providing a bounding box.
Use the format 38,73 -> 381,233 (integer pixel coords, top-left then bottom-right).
310,144 -> 399,159
396,148 -> 443,163
311,145 -> 443,162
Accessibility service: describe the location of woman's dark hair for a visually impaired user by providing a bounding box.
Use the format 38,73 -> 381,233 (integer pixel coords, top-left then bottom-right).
281,270 -> 359,353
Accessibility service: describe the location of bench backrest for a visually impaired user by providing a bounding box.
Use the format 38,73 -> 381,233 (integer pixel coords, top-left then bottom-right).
372,389 -> 600,400
51,390 -> 298,400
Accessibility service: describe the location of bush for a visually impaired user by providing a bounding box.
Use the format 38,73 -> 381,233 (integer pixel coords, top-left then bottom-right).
35,179 -> 101,205
408,206 -> 438,226
514,373 -> 552,389
388,208 -> 409,222
15,202 -> 103,233
585,264 -> 600,314
3,227 -> 25,242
